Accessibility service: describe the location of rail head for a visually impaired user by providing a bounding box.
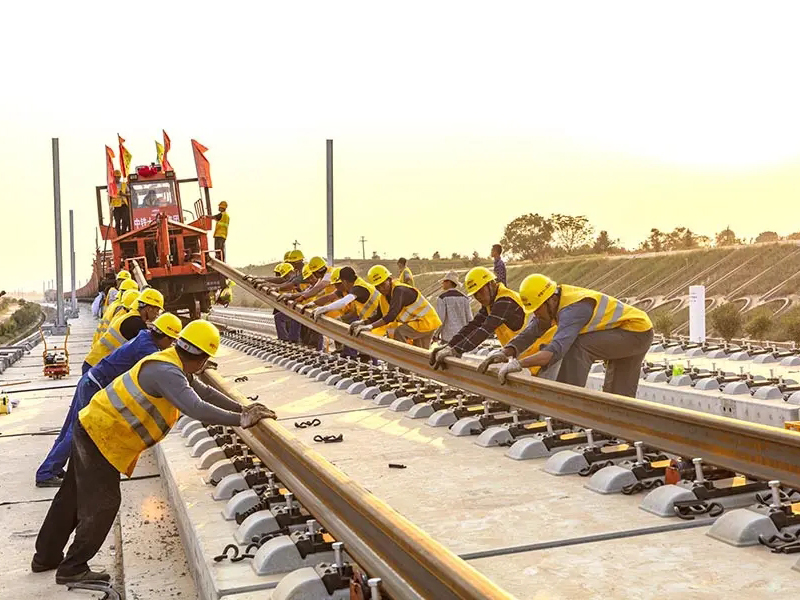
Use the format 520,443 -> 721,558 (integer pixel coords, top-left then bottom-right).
208,256 -> 800,490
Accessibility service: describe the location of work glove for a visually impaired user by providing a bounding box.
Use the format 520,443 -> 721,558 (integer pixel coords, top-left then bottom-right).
497,358 -> 522,385
430,346 -> 456,370
477,349 -> 510,374
240,404 -> 277,428
352,323 -> 373,337
348,320 -> 365,335
276,293 -> 287,303
312,307 -> 327,322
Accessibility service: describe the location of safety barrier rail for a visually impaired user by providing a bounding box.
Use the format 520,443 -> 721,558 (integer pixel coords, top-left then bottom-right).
209,256 -> 800,490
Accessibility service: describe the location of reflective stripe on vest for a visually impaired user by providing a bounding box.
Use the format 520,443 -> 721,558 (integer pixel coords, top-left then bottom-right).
85,310 -> 140,367
399,267 -> 414,286
558,284 -> 652,334
79,346 -> 182,476
353,278 -> 381,320
490,283 -> 532,347
214,212 -> 230,239
380,282 -> 441,333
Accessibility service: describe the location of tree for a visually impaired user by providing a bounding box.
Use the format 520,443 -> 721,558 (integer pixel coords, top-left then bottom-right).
411,252 -> 420,260
592,230 -> 619,254
787,232 -> 800,241
745,314 -> 772,342
715,226 -> 741,247
500,213 -> 554,260
450,252 -> 462,260
662,227 -> 707,251
639,228 -> 666,252
432,251 -> 441,260
551,214 -> 594,255
470,251 -> 481,266
654,313 -> 674,337
755,231 -> 780,244
710,303 -> 742,341
785,319 -> 800,346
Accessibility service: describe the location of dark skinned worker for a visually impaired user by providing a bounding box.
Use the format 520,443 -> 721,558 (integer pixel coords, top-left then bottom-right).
246,251 -> 306,343
478,274 -> 653,395
32,320 -> 276,585
349,265 -> 441,349
430,267 -> 556,375
397,257 -> 414,286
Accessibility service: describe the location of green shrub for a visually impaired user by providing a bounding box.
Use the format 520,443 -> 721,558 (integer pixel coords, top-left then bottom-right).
710,303 -> 742,341
654,313 -> 674,337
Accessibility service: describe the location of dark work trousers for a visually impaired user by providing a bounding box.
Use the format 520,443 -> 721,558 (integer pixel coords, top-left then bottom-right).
33,421 -> 121,577
113,206 -> 127,236
214,236 -> 226,261
393,324 -> 434,349
557,328 -> 654,398
273,309 -> 289,340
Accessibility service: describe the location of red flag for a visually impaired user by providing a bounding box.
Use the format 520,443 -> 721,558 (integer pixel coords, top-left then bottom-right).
105,146 -> 118,197
117,134 -> 131,178
191,139 -> 212,188
162,129 -> 173,172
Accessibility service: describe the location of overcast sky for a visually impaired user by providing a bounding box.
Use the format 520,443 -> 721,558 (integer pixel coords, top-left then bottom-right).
2,1 -> 800,292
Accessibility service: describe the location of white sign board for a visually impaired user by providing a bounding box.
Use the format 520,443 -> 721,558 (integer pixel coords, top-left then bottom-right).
689,285 -> 706,343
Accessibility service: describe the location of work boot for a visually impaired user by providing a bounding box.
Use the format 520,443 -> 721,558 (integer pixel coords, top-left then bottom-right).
31,557 -> 60,573
35,476 -> 62,488
55,569 -> 111,585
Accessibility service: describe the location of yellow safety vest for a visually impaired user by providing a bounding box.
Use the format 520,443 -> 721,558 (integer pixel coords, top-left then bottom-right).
377,282 -> 441,334
93,301 -> 125,344
103,287 -> 117,308
559,285 -> 652,334
352,277 -> 381,320
85,309 -> 140,367
79,346 -> 183,476
214,212 -> 230,239
399,267 -> 414,286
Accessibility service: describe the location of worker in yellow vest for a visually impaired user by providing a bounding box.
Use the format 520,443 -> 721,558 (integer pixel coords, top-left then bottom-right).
93,278 -> 139,346
212,201 -> 230,261
310,266 -> 381,324
83,288 -> 164,371
397,257 -> 414,286
349,265 -> 441,349
430,266 -> 557,376
32,320 -> 276,585
110,171 -> 130,237
478,274 -> 653,397
103,269 -> 133,308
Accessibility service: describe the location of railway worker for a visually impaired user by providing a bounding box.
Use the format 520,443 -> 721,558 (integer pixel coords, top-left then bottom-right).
110,171 -> 131,237
215,280 -> 235,307
397,257 -> 414,286
430,267 -> 557,377
349,265 -> 441,349
35,313 -> 182,488
247,262 -> 296,340
433,271 -> 472,344
94,278 -> 139,344
31,320 -> 276,585
277,256 -> 334,350
478,274 -> 654,397
104,269 -> 133,307
83,288 -> 164,372
263,250 -> 306,343
212,201 -> 230,261
491,243 -> 507,286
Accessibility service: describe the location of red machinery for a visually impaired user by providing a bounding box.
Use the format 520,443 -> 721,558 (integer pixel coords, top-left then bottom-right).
96,158 -> 226,319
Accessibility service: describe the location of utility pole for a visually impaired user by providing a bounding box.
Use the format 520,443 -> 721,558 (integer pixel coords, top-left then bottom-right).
359,236 -> 367,260
51,138 -> 67,334
326,139 -> 334,266
69,209 -> 78,315
292,240 -> 300,251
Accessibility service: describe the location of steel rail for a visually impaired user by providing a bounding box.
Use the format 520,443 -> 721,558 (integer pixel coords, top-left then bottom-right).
201,369 -> 516,600
209,257 -> 800,489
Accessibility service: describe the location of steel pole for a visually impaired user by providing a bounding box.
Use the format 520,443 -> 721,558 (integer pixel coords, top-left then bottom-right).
326,139 -> 334,266
52,139 -> 67,332
69,209 -> 77,313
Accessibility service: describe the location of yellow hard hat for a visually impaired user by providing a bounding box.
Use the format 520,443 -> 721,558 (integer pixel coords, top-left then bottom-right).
283,251 -> 291,260
176,319 -> 220,357
464,267 -> 496,296
138,288 -> 165,310
116,269 -> 132,281
113,170 -> 122,177
367,265 -> 391,286
274,262 -> 293,277
119,279 -> 139,292
121,290 -> 141,309
218,201 -> 228,209
302,264 -> 313,280
308,256 -> 327,273
329,267 -> 343,285
150,312 -> 182,339
519,274 -> 557,311
287,250 -> 304,262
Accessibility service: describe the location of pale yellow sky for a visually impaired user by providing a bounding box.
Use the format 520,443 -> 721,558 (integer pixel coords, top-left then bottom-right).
2,1 -> 800,291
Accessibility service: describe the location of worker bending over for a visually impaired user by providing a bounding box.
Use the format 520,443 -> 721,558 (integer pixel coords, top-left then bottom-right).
479,274 -> 653,397
434,271 -> 472,343
350,265 -> 441,349
35,313 -> 182,488
93,278 -> 139,344
277,256 -> 334,350
397,257 -> 414,286
248,250 -> 306,343
104,269 -> 132,308
32,320 -> 276,585
431,267 -> 556,377
83,288 -> 164,373
212,201 -> 230,261
310,266 -> 381,324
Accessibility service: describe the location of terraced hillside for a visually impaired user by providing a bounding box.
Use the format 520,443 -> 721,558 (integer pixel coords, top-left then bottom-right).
237,241 -> 800,341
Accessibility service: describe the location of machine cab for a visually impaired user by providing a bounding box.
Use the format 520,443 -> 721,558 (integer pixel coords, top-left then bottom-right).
128,165 -> 182,229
